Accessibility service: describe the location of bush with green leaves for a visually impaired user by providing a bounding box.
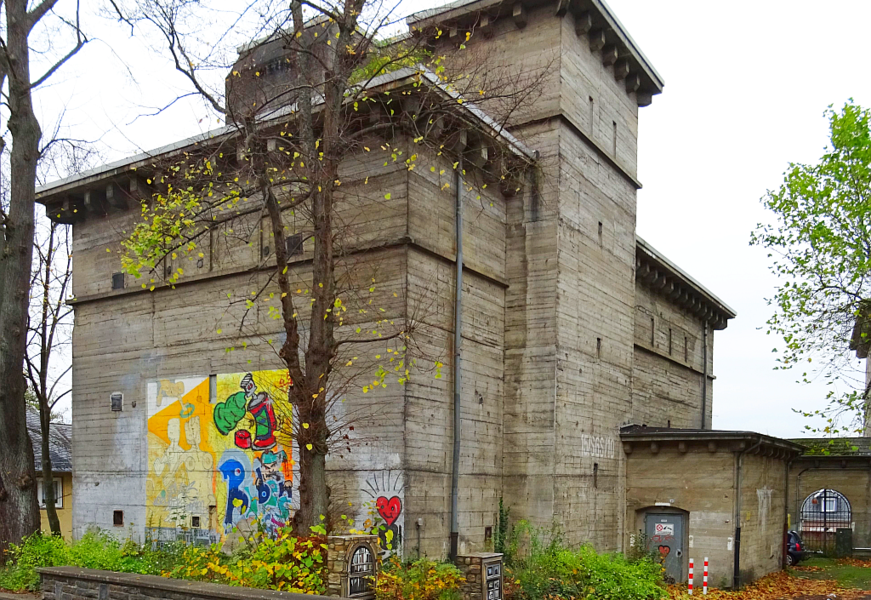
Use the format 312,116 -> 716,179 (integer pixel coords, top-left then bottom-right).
0,532 -> 176,591
0,524 -> 328,594
506,523 -> 666,600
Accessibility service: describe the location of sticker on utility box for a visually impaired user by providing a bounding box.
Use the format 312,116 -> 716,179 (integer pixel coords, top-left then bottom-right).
655,523 -> 675,536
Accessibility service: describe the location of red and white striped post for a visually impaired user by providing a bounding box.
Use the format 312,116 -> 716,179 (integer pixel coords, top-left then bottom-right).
688,558 -> 694,595
703,557 -> 708,595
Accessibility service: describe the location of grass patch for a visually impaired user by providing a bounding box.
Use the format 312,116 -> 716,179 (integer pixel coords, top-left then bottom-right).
792,557 -> 871,590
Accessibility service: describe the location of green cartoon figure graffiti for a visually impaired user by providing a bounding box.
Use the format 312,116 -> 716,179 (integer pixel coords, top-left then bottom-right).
213,373 -> 279,450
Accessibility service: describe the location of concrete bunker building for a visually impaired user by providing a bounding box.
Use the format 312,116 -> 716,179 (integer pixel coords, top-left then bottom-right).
31,0 -> 811,589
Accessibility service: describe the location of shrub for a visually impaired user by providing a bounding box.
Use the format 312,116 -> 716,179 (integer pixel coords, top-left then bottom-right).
506,524 -> 666,600
0,524 -> 328,595
166,527 -> 328,593
376,556 -> 464,600
0,532 -> 170,592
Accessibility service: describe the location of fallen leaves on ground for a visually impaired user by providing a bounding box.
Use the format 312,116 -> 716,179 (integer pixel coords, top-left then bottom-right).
666,570 -> 866,599
837,558 -> 871,569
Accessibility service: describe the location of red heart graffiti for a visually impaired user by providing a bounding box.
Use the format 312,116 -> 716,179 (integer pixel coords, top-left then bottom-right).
658,545 -> 671,557
376,496 -> 402,527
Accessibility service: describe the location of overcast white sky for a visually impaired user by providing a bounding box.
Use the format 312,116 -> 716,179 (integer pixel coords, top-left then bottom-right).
36,0 -> 871,437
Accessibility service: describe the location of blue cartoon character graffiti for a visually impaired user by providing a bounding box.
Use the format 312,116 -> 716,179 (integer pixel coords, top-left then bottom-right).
213,373 -> 278,450
219,457 -> 250,525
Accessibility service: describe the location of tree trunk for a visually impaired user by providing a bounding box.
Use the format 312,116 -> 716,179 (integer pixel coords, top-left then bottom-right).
0,0 -> 44,550
40,405 -> 61,535
295,438 -> 329,533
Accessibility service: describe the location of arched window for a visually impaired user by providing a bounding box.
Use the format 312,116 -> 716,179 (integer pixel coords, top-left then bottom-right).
799,489 -> 852,552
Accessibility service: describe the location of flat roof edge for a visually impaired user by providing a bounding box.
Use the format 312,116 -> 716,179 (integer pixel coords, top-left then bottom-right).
620,429 -> 805,453
36,67 -> 536,201
407,0 -> 663,93
636,235 -> 737,319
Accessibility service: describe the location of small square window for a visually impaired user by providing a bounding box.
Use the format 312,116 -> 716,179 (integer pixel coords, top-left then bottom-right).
285,233 -> 303,257
113,510 -> 124,526
111,272 -> 125,290
191,516 -> 201,528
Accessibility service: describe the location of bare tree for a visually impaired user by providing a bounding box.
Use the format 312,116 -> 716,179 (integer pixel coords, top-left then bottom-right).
0,0 -> 86,549
25,218 -> 72,536
111,0 -> 543,534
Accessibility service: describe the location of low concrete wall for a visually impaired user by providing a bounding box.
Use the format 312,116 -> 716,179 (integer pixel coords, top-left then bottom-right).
37,567 -> 339,600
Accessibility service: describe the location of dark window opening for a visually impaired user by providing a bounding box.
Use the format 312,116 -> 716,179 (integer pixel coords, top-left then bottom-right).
111,272 -> 125,290
597,221 -> 603,246
191,516 -> 201,528
484,526 -> 492,542
684,336 -> 689,362
650,317 -> 655,346
668,328 -> 673,355
285,233 -> 303,256
588,96 -> 595,132
113,510 -> 124,526
262,245 -> 271,258
593,463 -> 599,488
612,120 -> 618,155
110,392 -> 123,412
596,337 -> 602,358
209,374 -> 217,404
667,419 -> 671,428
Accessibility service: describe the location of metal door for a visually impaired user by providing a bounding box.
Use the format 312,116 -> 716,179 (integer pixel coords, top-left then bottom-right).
645,513 -> 685,583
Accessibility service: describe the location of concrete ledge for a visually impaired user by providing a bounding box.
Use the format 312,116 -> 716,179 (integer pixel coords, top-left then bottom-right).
37,567 -> 339,600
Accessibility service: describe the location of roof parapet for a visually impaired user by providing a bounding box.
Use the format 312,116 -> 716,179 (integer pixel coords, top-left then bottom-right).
36,67 -> 537,224
636,236 -> 736,331
407,0 -> 663,106
620,425 -> 804,458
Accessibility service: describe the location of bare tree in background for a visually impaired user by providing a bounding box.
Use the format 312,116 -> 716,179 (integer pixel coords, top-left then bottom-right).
25,218 -> 72,536
0,0 -> 87,549
111,0 -> 544,533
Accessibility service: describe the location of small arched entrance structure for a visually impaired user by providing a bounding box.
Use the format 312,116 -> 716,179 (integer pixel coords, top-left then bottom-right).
637,507 -> 689,584
799,489 -> 852,553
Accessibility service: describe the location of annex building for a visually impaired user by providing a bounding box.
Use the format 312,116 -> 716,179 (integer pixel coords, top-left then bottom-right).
33,0 -> 830,589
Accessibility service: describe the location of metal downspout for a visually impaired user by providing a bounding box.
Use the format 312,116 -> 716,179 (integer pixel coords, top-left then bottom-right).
701,322 -> 708,429
450,155 -> 464,560
784,457 -> 795,566
734,436 -> 764,589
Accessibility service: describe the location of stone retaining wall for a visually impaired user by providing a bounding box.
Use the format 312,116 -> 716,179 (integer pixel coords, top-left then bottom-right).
37,567 -> 339,600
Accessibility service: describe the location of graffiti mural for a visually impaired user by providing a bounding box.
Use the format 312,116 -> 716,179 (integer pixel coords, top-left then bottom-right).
361,470 -> 404,552
146,370 -> 294,540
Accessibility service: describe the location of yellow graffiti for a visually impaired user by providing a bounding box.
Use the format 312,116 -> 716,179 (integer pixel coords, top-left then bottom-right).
146,370 -> 293,539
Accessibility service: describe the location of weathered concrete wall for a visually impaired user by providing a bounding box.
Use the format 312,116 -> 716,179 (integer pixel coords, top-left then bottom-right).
788,460 -> 871,549
553,112 -> 637,550
735,453 -> 787,585
624,441 -> 788,589
631,284 -> 713,430
67,130 -> 514,557
438,2 -> 649,552
624,444 -> 735,589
